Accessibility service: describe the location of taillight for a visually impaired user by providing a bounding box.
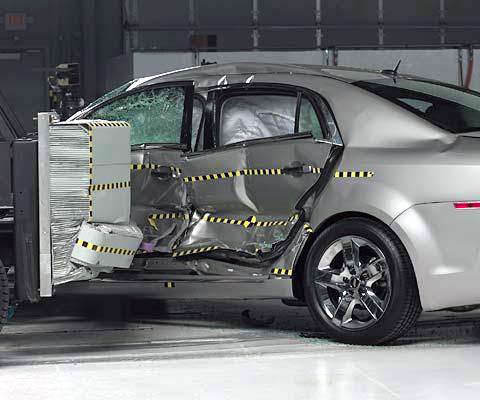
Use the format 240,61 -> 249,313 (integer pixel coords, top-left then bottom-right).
454,202 -> 480,209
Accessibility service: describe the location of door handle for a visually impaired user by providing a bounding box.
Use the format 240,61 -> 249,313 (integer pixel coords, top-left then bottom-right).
151,166 -> 175,180
282,164 -> 312,177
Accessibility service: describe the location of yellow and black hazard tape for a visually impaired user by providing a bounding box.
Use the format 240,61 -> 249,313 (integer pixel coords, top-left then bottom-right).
182,166 -> 322,183
84,121 -> 130,128
90,181 -> 131,192
84,121 -> 130,221
76,239 -> 136,256
164,282 -> 175,288
130,163 -> 182,175
335,171 -> 374,178
309,166 -> 322,174
271,267 -> 293,277
201,213 -> 299,228
148,212 -> 190,230
172,245 -> 221,257
304,223 -> 313,234
87,129 -> 93,222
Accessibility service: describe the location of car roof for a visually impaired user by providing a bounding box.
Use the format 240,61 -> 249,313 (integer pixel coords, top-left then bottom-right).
130,62 -> 411,90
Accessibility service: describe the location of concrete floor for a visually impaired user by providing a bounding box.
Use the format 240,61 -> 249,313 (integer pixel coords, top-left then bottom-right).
2,297 -> 480,400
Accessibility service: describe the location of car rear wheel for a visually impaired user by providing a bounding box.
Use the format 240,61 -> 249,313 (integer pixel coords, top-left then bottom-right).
0,262 -> 8,334
304,217 -> 421,345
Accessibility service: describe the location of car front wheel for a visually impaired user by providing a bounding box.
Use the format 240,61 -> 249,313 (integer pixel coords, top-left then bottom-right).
304,217 -> 421,345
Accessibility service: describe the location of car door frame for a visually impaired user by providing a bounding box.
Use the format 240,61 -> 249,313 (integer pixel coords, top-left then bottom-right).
177,81 -> 342,264
79,80 -> 199,255
202,82 -> 339,150
80,80 -> 196,151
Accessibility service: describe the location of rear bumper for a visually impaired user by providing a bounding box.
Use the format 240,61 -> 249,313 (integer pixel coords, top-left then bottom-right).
391,202 -> 480,311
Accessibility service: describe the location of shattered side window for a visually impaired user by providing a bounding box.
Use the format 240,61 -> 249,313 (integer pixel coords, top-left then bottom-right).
85,80 -> 134,111
87,87 -> 185,145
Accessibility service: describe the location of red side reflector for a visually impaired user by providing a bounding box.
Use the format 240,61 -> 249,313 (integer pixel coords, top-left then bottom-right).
454,202 -> 480,209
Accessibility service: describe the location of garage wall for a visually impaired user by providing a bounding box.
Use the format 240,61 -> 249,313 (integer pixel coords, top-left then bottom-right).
0,0 -> 124,128
0,0 -> 84,129
126,0 -> 480,51
2,0 -> 480,126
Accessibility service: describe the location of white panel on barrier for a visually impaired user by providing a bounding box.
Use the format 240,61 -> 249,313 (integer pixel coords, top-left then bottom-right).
337,49 -> 460,85
459,49 -> 480,93
131,51 -> 328,84
133,52 -> 197,78
124,50 -> 472,92
197,51 -> 328,66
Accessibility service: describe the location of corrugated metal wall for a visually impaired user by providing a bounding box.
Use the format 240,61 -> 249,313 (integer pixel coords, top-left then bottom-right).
1,0 -> 480,126
125,0 -> 480,51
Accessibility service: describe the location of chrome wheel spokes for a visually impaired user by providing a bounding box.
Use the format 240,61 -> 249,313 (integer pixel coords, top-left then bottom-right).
341,237 -> 362,275
314,236 -> 391,330
333,296 -> 360,327
360,289 -> 385,320
314,270 -> 348,291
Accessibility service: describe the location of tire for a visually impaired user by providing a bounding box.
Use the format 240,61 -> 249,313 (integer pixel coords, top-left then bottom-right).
0,262 -> 9,334
304,217 -> 421,345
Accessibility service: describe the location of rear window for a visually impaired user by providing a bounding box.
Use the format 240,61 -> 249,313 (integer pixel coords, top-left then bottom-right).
354,79 -> 480,134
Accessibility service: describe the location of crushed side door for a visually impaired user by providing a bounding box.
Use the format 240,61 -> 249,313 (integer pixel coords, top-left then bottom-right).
173,85 -> 337,274
88,82 -> 196,255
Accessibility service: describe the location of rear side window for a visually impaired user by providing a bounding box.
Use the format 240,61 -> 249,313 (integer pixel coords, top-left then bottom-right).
87,87 -> 186,145
218,93 -> 326,147
355,79 -> 480,134
219,94 -> 297,146
299,96 -> 323,139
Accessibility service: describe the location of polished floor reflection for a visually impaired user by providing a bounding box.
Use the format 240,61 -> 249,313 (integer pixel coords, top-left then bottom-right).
1,297 -> 480,400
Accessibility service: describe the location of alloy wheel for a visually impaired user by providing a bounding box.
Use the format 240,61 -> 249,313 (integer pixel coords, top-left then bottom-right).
313,236 -> 391,330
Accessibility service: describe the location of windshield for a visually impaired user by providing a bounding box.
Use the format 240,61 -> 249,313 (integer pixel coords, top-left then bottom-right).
354,78 -> 480,134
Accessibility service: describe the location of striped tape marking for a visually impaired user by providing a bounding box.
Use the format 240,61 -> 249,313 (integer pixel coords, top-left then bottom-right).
201,213 -> 299,228
87,129 -> 93,222
271,267 -> 293,277
130,164 -> 182,175
85,121 -> 130,128
172,245 -> 221,257
90,181 -> 131,192
310,167 -> 322,174
183,166 -> 322,183
335,171 -> 374,178
76,239 -> 136,256
148,212 -> 190,230
304,223 -> 313,234
84,122 -> 129,221
164,282 -> 175,288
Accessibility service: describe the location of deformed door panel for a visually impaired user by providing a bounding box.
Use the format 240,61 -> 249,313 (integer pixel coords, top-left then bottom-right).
243,136 -> 331,215
82,81 -> 196,255
181,146 -> 249,212
131,147 -> 188,253
177,135 -> 332,257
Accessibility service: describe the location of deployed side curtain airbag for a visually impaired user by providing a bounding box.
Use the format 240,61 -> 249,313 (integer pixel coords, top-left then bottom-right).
220,95 -> 297,146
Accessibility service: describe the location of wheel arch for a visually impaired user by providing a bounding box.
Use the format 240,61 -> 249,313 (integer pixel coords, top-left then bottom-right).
292,211 -> 416,301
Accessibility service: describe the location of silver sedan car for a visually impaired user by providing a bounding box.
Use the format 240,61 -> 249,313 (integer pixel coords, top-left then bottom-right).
56,62 -> 480,345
